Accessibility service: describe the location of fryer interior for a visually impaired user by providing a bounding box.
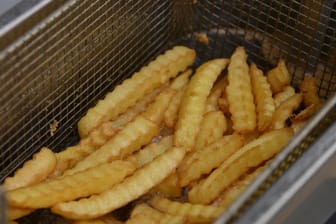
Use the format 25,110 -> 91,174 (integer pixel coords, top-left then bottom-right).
0,0 -> 335,223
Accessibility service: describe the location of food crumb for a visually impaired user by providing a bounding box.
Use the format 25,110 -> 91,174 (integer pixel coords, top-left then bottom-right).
195,33 -> 209,45
50,120 -> 59,136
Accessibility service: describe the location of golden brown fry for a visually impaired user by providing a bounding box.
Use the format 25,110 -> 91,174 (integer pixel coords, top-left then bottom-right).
78,46 -> 196,138
149,197 -> 223,223
205,77 -> 228,113
130,203 -> 186,224
126,214 -> 157,224
274,86 -> 295,108
226,47 -> 256,133
300,76 -> 320,106
293,103 -> 321,121
250,64 -> 275,131
65,116 -> 159,175
53,122 -> 116,176
164,87 -> 186,128
152,173 -> 181,198
3,147 -> 56,191
267,60 -> 291,94
51,147 -> 186,219
142,89 -> 175,125
175,59 -> 229,148
188,128 -> 293,204
7,207 -> 33,221
8,160 -> 135,209
216,165 -> 266,209
179,134 -> 244,187
194,111 -> 227,151
132,136 -> 173,168
170,69 -> 192,90
271,94 -> 303,130
73,216 -> 123,224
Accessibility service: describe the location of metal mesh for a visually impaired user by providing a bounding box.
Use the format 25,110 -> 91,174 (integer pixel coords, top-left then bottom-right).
0,0 -> 335,223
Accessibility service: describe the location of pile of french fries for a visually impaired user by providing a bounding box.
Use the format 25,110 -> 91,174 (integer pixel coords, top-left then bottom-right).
3,46 -> 323,224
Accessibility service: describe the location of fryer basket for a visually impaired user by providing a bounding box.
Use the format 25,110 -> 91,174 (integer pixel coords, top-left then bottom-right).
0,0 -> 335,223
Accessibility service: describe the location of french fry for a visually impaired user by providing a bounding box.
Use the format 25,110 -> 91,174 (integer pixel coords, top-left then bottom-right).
218,93 -> 230,115
250,64 -> 275,131
65,116 -> 159,175
271,94 -> 303,130
188,129 -> 293,204
126,214 -> 157,224
149,197 -> 223,223
175,59 -> 229,148
164,87 -> 186,128
226,47 -> 256,133
73,216 -> 123,224
7,207 -> 33,221
194,111 -> 227,151
293,103 -> 321,121
51,147 -> 186,219
3,147 -> 56,191
242,130 -> 260,144
53,122 -> 116,176
142,89 -> 175,125
205,77 -> 228,113
274,86 -> 295,108
132,136 -> 173,168
129,203 -> 186,224
179,134 -> 244,187
7,160 -> 136,209
267,60 -> 291,94
300,76 -> 320,106
78,46 -> 196,138
152,173 -> 181,198
170,69 -> 192,90
215,165 -> 266,209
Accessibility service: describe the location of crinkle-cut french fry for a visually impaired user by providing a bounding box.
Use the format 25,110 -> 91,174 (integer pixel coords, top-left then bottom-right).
78,46 -> 196,138
3,147 -> 56,220
132,136 -> 173,168
142,89 -> 175,125
175,59 -> 229,149
73,216 -> 123,224
300,76 -> 321,107
291,120 -> 307,134
179,134 -> 244,187
51,147 -> 186,220
111,86 -> 164,130
3,147 -> 56,191
8,160 -> 135,209
126,214 -> 157,224
170,69 -> 192,90
149,197 -> 223,223
205,77 -> 228,113
53,122 -> 116,177
274,86 -> 296,108
250,64 -> 275,131
293,103 -> 321,122
65,116 -> 159,176
215,165 -> 266,209
194,111 -> 227,151
271,94 -> 303,130
226,47 -> 256,133
152,172 -> 181,198
267,60 -> 291,94
164,87 -> 186,128
7,207 -> 33,221
188,129 -> 293,204
130,203 -> 186,224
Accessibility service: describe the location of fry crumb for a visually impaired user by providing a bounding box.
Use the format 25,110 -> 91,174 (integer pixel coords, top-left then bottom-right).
195,33 -> 209,45
50,120 -> 59,136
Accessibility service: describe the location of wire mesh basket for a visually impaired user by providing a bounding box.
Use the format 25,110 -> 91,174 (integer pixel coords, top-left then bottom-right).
0,0 -> 335,223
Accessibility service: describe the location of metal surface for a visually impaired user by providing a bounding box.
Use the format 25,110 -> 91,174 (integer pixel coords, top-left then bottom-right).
0,0 -> 335,223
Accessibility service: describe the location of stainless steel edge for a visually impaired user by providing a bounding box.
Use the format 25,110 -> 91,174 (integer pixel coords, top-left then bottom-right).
216,93 -> 336,224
